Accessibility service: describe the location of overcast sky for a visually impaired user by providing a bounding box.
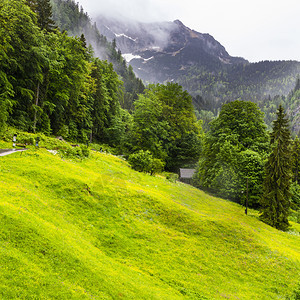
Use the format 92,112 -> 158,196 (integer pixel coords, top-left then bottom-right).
78,0 -> 300,62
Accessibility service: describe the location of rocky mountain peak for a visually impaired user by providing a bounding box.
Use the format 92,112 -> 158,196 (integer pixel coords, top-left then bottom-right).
96,16 -> 248,82
173,19 -> 184,26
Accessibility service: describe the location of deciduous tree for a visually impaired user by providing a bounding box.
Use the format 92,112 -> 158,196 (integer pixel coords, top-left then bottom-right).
130,83 -> 203,171
195,100 -> 269,204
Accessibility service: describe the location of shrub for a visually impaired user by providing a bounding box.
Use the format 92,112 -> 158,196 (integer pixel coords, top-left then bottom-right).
128,150 -> 153,173
289,210 -> 300,224
164,172 -> 179,183
128,150 -> 164,175
58,144 -> 90,159
290,183 -> 300,210
80,145 -> 90,158
150,158 -> 165,175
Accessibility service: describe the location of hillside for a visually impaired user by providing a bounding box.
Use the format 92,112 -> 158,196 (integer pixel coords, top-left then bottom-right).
0,135 -> 299,299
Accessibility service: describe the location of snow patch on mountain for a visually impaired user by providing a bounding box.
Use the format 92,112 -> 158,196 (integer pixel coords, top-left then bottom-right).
123,53 -> 143,62
144,56 -> 154,61
115,33 -> 137,42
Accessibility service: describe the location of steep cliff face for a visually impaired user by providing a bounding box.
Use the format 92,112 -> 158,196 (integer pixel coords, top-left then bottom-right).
95,16 -> 248,82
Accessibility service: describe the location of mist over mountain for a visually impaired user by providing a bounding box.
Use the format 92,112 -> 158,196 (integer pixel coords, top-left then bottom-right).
96,15 -> 248,82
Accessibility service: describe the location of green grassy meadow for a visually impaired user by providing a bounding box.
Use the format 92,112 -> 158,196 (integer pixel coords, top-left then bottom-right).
0,142 -> 299,299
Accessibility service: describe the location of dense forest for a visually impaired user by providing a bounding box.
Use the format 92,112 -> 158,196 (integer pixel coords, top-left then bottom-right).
1,0 -> 123,145
50,0 -> 145,111
1,0 -> 300,231
188,62 -> 300,134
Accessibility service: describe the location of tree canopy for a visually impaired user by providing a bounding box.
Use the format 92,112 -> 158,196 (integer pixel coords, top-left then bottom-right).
130,83 -> 203,171
194,100 -> 269,205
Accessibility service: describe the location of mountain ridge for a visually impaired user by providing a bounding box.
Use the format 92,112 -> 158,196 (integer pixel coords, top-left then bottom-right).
95,15 -> 248,82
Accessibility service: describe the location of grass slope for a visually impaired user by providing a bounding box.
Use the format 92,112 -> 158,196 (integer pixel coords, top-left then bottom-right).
0,146 -> 299,299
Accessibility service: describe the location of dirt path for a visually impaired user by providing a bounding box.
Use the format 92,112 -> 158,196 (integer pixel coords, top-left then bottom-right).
0,149 -> 28,156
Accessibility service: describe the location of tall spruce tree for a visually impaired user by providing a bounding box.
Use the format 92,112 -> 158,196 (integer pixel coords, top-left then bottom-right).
260,105 -> 292,231
36,0 -> 56,32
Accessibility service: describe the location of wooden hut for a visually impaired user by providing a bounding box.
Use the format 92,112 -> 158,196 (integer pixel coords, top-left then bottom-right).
179,168 -> 196,184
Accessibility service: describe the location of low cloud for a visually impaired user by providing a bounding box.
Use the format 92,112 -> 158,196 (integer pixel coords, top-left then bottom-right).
77,0 -> 300,62
78,0 -> 180,23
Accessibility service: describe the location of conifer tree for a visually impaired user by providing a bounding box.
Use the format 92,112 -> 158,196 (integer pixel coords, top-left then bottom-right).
260,105 -> 292,231
36,0 -> 56,32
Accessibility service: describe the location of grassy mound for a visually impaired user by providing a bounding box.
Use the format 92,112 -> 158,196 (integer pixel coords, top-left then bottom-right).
0,145 -> 299,299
